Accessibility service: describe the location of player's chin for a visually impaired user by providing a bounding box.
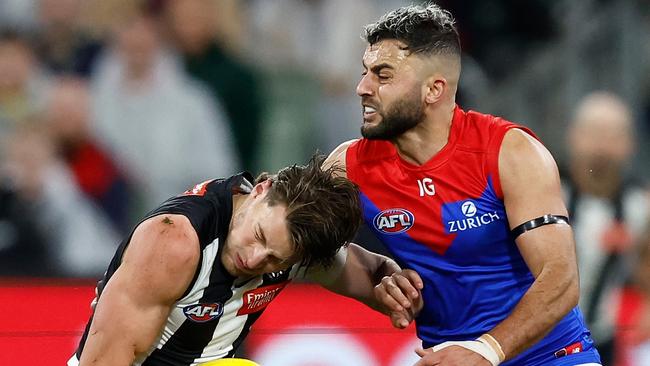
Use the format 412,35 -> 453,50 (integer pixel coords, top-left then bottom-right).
361,119 -> 381,134
362,112 -> 381,125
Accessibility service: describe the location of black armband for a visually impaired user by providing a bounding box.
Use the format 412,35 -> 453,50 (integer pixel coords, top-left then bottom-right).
510,214 -> 570,239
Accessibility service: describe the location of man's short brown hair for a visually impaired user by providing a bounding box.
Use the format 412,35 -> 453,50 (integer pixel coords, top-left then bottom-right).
256,154 -> 362,269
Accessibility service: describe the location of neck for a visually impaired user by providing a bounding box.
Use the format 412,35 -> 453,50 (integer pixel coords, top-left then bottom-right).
393,103 -> 455,165
231,193 -> 247,217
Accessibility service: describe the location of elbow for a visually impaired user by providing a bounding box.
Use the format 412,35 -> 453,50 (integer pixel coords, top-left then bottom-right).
565,277 -> 580,309
543,261 -> 580,316
556,266 -> 580,313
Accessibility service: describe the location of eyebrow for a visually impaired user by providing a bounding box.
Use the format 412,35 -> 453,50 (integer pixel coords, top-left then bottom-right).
362,62 -> 395,74
258,223 -> 294,264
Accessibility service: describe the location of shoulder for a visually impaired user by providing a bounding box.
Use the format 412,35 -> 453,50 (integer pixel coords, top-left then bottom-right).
126,214 -> 201,285
323,139 -> 359,176
460,109 -> 535,151
98,214 -> 201,309
500,128 -> 555,168
498,128 -> 562,207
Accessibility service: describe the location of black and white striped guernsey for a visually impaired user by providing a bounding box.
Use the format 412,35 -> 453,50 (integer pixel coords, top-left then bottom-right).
69,173 -> 301,365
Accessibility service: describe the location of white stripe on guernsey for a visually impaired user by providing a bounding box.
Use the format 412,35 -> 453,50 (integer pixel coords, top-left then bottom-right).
574,364 -> 602,366
67,354 -> 79,366
139,237 -> 222,363
195,277 -> 264,364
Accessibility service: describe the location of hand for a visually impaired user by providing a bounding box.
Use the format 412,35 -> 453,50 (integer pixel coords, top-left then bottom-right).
374,269 -> 424,328
413,346 -> 491,366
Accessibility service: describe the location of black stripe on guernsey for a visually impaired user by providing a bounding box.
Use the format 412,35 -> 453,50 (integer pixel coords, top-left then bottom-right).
226,270 -> 293,358
75,315 -> 93,360
142,242 -> 235,365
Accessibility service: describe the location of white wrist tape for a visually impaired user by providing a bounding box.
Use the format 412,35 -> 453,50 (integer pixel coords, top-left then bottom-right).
432,334 -> 504,366
478,334 -> 506,362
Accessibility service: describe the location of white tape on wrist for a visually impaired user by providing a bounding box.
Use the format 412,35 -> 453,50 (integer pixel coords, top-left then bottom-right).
432,337 -> 502,366
478,334 -> 506,362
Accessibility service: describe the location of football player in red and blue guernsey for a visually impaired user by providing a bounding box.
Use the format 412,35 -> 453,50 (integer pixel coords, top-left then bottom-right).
324,4 -> 602,366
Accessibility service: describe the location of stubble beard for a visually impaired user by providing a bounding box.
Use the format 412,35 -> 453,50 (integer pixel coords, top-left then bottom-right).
361,87 -> 425,140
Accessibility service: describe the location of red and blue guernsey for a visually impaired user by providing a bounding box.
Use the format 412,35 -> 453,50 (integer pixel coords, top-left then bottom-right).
346,107 -> 600,365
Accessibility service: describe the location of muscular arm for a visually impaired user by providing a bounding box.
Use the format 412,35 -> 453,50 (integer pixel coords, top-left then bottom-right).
79,214 -> 200,365
318,244 -> 403,311
305,243 -> 422,328
489,129 -> 579,360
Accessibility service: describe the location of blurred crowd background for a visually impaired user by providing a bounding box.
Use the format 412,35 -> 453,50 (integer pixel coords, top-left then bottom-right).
0,0 -> 649,364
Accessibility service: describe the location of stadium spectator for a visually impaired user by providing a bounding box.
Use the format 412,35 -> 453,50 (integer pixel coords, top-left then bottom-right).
0,125 -> 52,276
563,91 -> 650,365
30,0 -> 104,77
44,77 -> 133,234
0,29 -> 50,135
616,224 -> 650,366
164,0 -> 263,172
91,10 -> 238,212
1,124 -> 120,277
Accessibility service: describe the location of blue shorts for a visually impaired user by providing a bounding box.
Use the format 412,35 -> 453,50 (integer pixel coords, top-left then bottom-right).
547,349 -> 601,366
503,334 -> 601,366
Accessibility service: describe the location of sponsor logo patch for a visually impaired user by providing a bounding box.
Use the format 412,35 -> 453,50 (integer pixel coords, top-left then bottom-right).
373,208 -> 415,234
237,281 -> 289,316
183,179 -> 214,196
183,303 -> 224,322
461,201 -> 477,217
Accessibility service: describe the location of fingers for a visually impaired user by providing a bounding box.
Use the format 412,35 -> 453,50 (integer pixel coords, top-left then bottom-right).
375,278 -> 407,312
390,310 -> 411,329
375,275 -> 412,310
413,347 -> 437,366
374,269 -> 424,318
402,269 -> 424,290
393,272 -> 421,299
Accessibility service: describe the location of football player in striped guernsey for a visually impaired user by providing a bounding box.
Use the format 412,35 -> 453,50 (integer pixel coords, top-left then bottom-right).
69,155 -> 407,366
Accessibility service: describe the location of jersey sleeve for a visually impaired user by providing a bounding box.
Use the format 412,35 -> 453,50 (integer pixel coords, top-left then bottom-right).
145,179 -> 225,245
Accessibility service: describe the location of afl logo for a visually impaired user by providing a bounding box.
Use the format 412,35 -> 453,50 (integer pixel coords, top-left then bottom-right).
461,201 -> 477,217
373,208 -> 415,234
183,303 -> 224,323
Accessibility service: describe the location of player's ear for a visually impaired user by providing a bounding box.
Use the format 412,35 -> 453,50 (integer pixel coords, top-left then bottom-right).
424,76 -> 446,104
251,179 -> 272,198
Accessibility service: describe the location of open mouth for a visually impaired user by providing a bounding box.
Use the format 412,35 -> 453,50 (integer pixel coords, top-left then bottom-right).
363,106 -> 378,121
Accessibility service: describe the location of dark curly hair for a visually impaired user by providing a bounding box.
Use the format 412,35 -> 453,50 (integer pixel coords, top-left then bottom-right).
256,154 -> 362,269
364,3 -> 460,57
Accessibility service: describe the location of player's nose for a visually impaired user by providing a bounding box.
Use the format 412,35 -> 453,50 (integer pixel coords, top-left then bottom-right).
356,74 -> 374,97
246,246 -> 268,270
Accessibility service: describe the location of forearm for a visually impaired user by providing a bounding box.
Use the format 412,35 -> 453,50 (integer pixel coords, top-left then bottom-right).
79,333 -> 137,366
489,262 -> 579,360
80,279 -> 173,365
325,244 -> 401,312
80,305 -> 169,365
79,305 -> 141,366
